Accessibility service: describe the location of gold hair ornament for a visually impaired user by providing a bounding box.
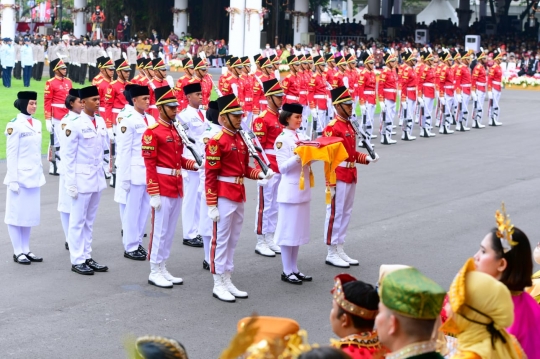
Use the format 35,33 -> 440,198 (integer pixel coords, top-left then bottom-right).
495,202 -> 517,253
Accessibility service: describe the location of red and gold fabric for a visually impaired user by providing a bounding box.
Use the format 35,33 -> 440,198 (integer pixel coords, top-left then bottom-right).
308,72 -> 329,110
438,64 -> 455,96
281,73 -> 301,105
174,75 -> 192,110
238,73 -> 254,112
378,67 -> 398,102
454,63 -> 472,95
471,64 -> 487,93
358,69 -> 376,105
251,108 -> 283,173
488,63 -> 502,92
104,79 -> 131,128
44,76 -> 72,119
418,65 -> 436,99
331,333 -> 382,359
399,65 -> 417,101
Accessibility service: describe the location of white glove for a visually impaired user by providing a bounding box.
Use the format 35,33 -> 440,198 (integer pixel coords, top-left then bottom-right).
257,178 -> 269,186
208,206 -> 220,222
401,101 -> 407,110
107,128 -> 114,141
417,97 -> 424,106
193,162 -> 201,170
121,181 -> 131,192
8,182 -> 19,193
471,92 -> 478,101
259,168 -> 275,180
439,97 -> 446,106
310,108 -> 318,119
455,93 -> 462,103
487,91 -> 493,99
45,119 -> 52,133
150,195 -> 161,210
366,153 -> 379,163
360,105 -> 367,114
379,101 -> 386,112
294,154 -> 301,163
67,186 -> 78,198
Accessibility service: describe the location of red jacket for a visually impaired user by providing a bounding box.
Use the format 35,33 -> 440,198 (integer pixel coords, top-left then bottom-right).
298,70 -> 311,105
331,70 -> 345,90
378,67 -> 398,102
251,107 -> 283,173
142,119 -> 196,198
471,63 -> 487,93
175,75 -> 193,110
418,65 -> 436,99
454,63 -> 472,95
358,69 -> 376,105
148,77 -> 168,118
488,63 -> 502,92
96,77 -> 111,119
219,74 -> 240,97
44,76 -> 72,120
201,74 -> 213,107
104,79 -> 130,127
238,73 -> 254,112
205,127 -> 262,205
345,68 -> 358,98
438,64 -> 455,96
308,72 -> 329,110
282,72 -> 301,104
399,65 -> 417,101
323,116 -> 369,184
252,70 -> 274,114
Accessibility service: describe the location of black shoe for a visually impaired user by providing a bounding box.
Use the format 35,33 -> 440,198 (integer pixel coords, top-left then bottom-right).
281,272 -> 302,285
65,241 -> 69,250
203,260 -> 210,270
85,258 -> 108,272
137,245 -> 148,257
71,263 -> 94,275
121,229 -> 123,237
143,233 -> 147,237
25,252 -> 43,262
294,272 -> 312,281
124,250 -> 146,261
183,238 -> 203,247
49,172 -> 59,176
13,253 -> 31,265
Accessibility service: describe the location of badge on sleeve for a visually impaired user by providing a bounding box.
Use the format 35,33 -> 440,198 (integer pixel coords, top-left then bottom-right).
143,135 -> 152,144
121,126 -> 127,133
209,145 -> 218,154
7,128 -> 13,135
276,142 -> 282,149
66,129 -> 71,137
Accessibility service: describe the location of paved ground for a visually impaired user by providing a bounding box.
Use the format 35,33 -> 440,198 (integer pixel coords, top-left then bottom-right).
0,89 -> 538,358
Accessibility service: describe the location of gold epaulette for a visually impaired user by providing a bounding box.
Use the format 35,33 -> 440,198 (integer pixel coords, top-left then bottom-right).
148,122 -> 159,129
328,119 -> 337,126
213,131 -> 224,140
110,80 -> 118,85
258,110 -> 267,118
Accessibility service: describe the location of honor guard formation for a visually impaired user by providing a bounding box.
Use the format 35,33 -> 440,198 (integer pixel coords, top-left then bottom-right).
5,38 -> 540,359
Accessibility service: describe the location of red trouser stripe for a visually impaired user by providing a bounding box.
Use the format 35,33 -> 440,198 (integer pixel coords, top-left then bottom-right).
147,208 -> 155,260
256,186 -> 264,235
210,222 -> 218,274
326,191 -> 336,245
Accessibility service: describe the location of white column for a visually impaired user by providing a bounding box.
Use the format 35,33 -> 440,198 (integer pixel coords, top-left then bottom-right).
1,0 -> 16,40
174,0 -> 188,36
73,0 -> 87,38
228,0 -> 246,56
347,0 -> 354,19
293,0 -> 309,45
364,0 -> 381,39
244,0 -> 262,56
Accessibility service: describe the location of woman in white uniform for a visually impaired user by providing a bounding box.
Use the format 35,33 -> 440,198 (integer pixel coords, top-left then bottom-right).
4,91 -> 46,264
274,103 -> 313,284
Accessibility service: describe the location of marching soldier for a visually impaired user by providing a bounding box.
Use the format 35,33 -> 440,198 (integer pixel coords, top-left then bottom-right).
44,58 -> 72,175
205,94 -> 275,302
252,79 -> 285,257
95,57 -> 114,121
92,56 -> 104,86
323,86 -> 379,268
239,56 -> 255,125
178,82 -> 206,248
454,49 -> 473,131
488,48 -> 504,126
252,56 -> 275,115
116,84 -> 156,260
219,56 -> 242,97
270,54 -> 281,79
217,55 -> 232,93
282,55 -> 301,106
325,54 -> 343,89
174,57 -> 192,110
142,85 -> 199,288
347,54 -> 360,113
298,55 -> 312,133
378,50 -> 398,145
471,49 -> 487,129
148,58 -> 170,119
357,50 -> 377,142
451,50 -> 461,124
334,55 -> 348,93
436,49 -> 455,134
140,58 -> 154,87
4,91 -> 45,265
398,48 -> 417,141
63,86 -> 109,275
131,58 -> 147,85
417,48 -> 437,138
191,57 -> 212,108
308,55 -> 330,134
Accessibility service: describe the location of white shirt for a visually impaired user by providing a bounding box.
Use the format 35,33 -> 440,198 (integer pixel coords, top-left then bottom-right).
178,105 -> 207,161
58,110 -> 80,175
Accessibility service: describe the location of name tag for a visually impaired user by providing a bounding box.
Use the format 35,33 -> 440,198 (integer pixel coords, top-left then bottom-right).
134,124 -> 146,129
20,132 -> 33,137
166,136 -> 173,142
345,133 -> 351,137
82,128 -> 94,134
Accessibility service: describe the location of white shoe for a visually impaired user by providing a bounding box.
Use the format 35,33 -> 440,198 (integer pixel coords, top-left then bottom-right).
325,245 -> 350,268
337,244 -> 359,265
370,134 -> 377,139
414,118 -> 419,124
265,233 -> 281,254
223,272 -> 248,298
255,235 -> 275,257
148,263 -> 173,288
159,262 -> 183,285
212,274 -> 236,302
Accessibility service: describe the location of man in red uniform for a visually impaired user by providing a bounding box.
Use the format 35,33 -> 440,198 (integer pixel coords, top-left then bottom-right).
251,79 -> 284,258
413,51 -> 425,125
378,50 -> 398,145
205,94 -> 275,302
131,58 -> 148,85
454,49 -> 473,131
346,54 -> 360,114
91,56 -> 105,86
44,58 -> 72,175
487,48 -> 504,126
298,54 -> 312,135
436,49 -> 455,134
308,55 -> 330,135
219,56 -> 242,97
323,86 -> 379,268
398,48 -> 417,141
357,50 -> 377,142
282,55 -> 301,105
139,58 -> 153,87
334,55 -> 348,93
471,49 -> 488,128
217,55 -> 232,95
325,54 -> 341,120
95,57 -> 114,120
252,57 -> 275,115
239,56 -> 255,125
190,57 -> 212,108
148,58 -> 169,119
269,54 -> 280,79
142,85 -> 199,288
417,48 -> 437,138
174,58 -> 192,110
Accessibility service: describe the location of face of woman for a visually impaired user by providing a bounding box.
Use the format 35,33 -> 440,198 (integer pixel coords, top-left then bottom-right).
287,113 -> 302,130
27,100 -> 37,115
473,232 -> 506,279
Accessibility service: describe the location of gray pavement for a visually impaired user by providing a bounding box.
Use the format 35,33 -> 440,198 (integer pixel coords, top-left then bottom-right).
0,89 -> 539,358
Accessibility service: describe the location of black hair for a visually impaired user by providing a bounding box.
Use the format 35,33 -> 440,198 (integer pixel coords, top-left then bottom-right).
65,95 -> 77,110
336,281 -> 379,330
298,347 -> 352,359
278,110 -> 293,126
489,226 -> 533,291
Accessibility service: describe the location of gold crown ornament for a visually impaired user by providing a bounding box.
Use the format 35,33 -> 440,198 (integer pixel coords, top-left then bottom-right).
495,202 -> 517,253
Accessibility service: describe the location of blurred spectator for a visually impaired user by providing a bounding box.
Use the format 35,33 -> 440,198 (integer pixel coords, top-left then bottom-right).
189,39 -> 199,56
116,19 -> 124,40
168,31 -> 179,43
262,43 -> 276,57
123,15 -> 131,41
276,44 -> 283,58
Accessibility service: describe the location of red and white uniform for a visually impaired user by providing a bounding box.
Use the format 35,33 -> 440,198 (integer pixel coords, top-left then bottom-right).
252,70 -> 274,114
488,62 -> 503,120
322,116 -> 370,246
96,77 -> 111,117
44,76 -> 72,149
104,79 -> 130,128
148,77 -> 168,119
205,127 -> 262,275
201,74 -> 213,108
174,74 -> 192,111
238,73 -> 254,121
378,66 -> 398,136
219,74 -> 240,97
438,63 -> 455,128
399,64 -> 418,133
282,72 -> 301,104
418,64 -> 436,129
454,63 -> 472,125
472,64 -> 487,94
358,68 -> 377,138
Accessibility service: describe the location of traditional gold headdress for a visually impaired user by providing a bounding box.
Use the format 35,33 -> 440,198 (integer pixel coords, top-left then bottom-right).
495,202 -> 517,253
331,274 -> 378,320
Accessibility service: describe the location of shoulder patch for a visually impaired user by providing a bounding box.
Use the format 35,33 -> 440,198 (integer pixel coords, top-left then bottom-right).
148,122 -> 159,129
213,131 -> 224,140
328,119 -> 337,126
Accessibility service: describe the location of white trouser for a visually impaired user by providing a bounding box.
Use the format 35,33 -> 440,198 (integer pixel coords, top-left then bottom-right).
149,196 -> 182,264
460,93 -> 470,125
324,180 -> 356,246
119,204 -> 125,230
199,193 -> 213,263
301,105 -> 310,135
421,97 -> 435,129
327,98 -> 334,119
361,103 -> 376,140
244,111 -> 254,128
60,212 -> 70,242
490,89 -> 501,120
475,90 -> 485,124
122,184 -> 150,252
181,170 -> 201,240
381,99 -> 396,136
254,174 -> 281,236
210,198 -> 244,275
8,225 -> 31,254
403,98 -> 417,133
281,245 -> 300,274
316,109 -> 328,133
51,118 -> 61,148
68,191 -> 102,265
442,94 -> 455,127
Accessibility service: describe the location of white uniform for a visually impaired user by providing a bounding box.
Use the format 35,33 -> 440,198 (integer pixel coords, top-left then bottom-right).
4,114 -> 46,254
113,106 -> 133,225
178,105 -> 207,241
116,109 -> 156,252
63,112 -> 109,265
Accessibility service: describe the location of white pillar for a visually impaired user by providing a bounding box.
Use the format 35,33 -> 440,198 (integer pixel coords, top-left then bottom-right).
364,0 -> 382,39
293,0 -> 309,45
347,0 -> 354,19
228,0 -> 246,55
244,0 -> 262,56
1,0 -> 16,40
73,0 -> 87,38
174,0 -> 188,36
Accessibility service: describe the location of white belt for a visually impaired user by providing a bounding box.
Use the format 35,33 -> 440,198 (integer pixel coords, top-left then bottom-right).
363,91 -> 375,94
314,94 -> 327,99
492,81 -> 501,85
264,149 -> 276,155
338,161 -> 355,168
476,82 -> 486,86
460,84 -> 471,87
51,104 -> 66,108
443,85 -> 454,89
217,175 -> 244,184
299,91 -> 308,95
149,105 -> 157,109
383,89 -> 397,92
423,83 -> 435,87
286,95 -> 299,101
244,97 -> 253,101
406,87 -> 416,90
99,107 -> 105,112
259,100 -> 268,104
112,108 -> 122,113
156,166 -> 181,176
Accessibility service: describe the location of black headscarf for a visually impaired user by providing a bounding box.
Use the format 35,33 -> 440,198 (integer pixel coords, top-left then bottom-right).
14,91 -> 37,116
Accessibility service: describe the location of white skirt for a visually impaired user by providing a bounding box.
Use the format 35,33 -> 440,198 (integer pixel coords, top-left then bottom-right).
5,186 -> 41,226
275,202 -> 310,246
57,175 -> 71,213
